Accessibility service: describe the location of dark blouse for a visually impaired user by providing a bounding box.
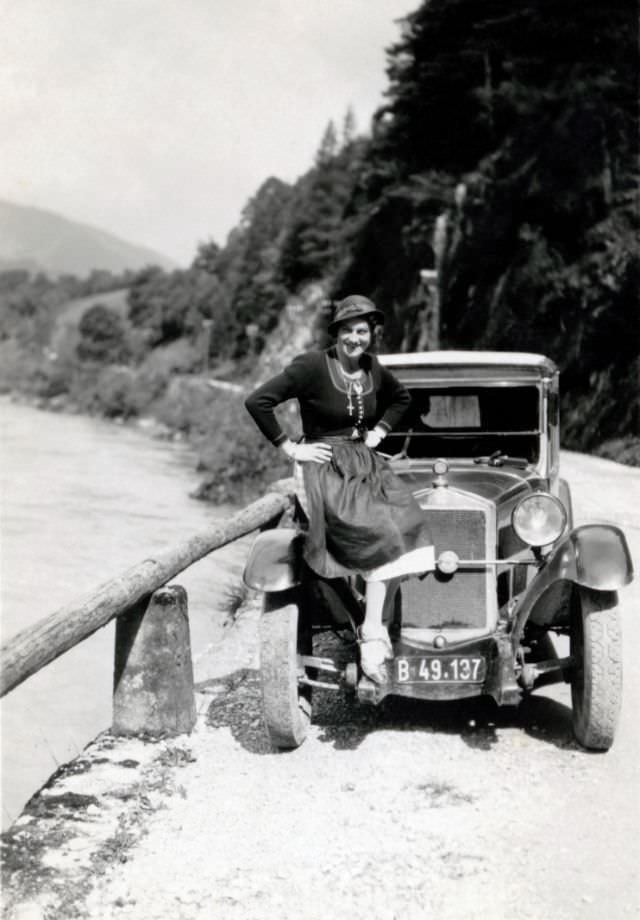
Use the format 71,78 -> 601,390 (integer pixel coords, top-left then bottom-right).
245,347 -> 411,445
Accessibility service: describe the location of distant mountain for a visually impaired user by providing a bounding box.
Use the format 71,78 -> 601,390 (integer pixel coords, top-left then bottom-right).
0,200 -> 177,277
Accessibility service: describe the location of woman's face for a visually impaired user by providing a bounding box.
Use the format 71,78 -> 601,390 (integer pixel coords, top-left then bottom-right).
336,318 -> 372,365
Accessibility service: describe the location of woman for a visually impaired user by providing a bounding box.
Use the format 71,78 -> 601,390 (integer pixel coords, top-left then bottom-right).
245,294 -> 434,683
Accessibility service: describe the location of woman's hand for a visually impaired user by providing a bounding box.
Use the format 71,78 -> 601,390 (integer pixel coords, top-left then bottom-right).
364,426 -> 386,449
281,439 -> 332,464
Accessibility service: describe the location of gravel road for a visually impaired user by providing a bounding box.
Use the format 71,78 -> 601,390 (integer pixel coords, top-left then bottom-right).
6,451 -> 640,920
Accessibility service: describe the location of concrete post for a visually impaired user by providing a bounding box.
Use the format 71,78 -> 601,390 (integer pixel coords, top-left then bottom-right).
112,585 -> 196,736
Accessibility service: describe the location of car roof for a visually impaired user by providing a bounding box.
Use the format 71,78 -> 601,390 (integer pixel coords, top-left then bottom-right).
380,350 -> 558,381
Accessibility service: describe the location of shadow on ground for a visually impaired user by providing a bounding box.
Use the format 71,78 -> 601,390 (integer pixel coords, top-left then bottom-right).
198,670 -> 273,755
197,643 -> 578,757
310,632 -> 577,754
313,688 -> 576,753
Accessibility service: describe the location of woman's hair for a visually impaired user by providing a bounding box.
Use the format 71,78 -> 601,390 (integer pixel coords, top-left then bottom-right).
333,316 -> 377,337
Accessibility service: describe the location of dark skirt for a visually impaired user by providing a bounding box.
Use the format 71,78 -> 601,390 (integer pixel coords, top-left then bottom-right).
301,437 -> 432,579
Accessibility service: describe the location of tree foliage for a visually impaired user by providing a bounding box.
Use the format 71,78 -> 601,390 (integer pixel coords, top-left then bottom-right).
127,265 -> 223,352
76,304 -> 129,364
278,122 -> 369,290
332,0 -> 639,449
0,268 -> 133,347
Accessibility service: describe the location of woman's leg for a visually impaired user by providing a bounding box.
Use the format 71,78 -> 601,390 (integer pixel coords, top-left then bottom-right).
359,577 -> 402,682
362,577 -> 403,634
362,580 -> 386,633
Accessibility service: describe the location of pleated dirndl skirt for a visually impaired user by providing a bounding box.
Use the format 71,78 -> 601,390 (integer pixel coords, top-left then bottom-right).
299,436 -> 433,580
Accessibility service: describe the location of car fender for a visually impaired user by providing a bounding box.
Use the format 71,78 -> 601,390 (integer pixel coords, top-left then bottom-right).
557,477 -> 574,530
243,528 -> 304,593
514,524 -> 633,635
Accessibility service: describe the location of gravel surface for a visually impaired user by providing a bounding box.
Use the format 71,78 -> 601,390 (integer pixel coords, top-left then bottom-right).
78,678 -> 640,920
3,451 -> 639,920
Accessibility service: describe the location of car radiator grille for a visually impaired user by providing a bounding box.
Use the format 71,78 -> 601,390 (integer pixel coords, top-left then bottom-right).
401,508 -> 489,630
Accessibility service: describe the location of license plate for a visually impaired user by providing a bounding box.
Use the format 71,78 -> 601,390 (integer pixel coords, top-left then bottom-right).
395,656 -> 486,683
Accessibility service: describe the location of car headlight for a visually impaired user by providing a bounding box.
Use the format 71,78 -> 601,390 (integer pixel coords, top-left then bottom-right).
512,492 -> 567,547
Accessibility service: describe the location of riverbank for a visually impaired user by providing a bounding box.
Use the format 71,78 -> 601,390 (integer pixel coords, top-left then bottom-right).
0,592 -> 264,920
0,361 -> 292,506
1,388 -> 184,446
0,399 -> 254,829
0,279 -> 328,505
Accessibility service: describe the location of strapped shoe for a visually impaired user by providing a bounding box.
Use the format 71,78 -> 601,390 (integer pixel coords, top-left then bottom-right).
357,626 -> 393,684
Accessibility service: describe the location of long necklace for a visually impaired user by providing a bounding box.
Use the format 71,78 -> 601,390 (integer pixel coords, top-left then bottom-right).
338,363 -> 365,437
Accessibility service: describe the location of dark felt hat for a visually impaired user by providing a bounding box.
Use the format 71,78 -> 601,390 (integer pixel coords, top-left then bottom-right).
328,295 -> 384,337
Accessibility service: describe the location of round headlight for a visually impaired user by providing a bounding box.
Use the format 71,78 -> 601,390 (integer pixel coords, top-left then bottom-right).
512,493 -> 567,547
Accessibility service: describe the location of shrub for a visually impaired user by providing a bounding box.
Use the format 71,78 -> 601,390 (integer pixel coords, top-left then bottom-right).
140,339 -> 201,377
190,389 -> 293,504
0,341 -> 42,393
153,377 -> 220,434
76,304 -> 130,364
92,366 -> 140,418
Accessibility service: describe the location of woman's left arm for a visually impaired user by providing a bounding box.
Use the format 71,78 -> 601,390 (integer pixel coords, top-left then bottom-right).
365,362 -> 411,448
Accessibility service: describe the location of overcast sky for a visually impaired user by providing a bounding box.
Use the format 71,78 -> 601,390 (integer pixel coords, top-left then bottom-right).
1,0 -> 417,265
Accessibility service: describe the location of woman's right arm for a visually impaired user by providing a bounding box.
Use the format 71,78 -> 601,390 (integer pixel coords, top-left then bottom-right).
245,354 -> 332,464
244,367 -> 298,446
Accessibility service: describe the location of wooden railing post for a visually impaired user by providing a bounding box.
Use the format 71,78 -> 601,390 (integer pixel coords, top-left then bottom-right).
112,585 -> 196,736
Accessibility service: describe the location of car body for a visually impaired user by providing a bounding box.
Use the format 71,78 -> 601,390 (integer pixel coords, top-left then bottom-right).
244,351 -> 633,751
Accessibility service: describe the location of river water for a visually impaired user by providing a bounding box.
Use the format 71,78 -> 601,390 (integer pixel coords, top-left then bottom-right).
0,399 -> 250,828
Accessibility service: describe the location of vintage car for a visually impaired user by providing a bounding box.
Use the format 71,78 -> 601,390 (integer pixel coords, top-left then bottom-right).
244,351 -> 633,751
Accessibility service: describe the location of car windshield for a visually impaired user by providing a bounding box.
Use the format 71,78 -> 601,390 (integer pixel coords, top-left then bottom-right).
384,386 -> 541,462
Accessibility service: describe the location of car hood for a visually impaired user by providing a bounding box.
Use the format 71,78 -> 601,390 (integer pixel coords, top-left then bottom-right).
402,467 -> 535,505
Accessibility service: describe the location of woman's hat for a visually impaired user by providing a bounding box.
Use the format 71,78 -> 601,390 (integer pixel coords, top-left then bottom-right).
328,295 -> 384,336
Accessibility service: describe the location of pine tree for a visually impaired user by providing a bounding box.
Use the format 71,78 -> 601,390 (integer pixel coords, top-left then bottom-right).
278,124 -> 367,288
315,120 -> 338,166
341,106 -> 357,148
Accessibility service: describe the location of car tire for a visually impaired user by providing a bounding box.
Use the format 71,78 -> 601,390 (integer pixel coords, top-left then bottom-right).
259,588 -> 312,750
570,586 -> 622,751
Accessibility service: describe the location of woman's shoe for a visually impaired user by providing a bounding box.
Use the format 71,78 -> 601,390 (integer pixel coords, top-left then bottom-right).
358,626 -> 393,684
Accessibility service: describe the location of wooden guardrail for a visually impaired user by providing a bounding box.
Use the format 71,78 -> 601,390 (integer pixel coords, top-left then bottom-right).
0,489 -> 292,700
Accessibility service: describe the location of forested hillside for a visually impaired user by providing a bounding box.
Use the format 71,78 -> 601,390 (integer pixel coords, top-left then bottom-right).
1,0 -> 638,496
190,0 -> 639,452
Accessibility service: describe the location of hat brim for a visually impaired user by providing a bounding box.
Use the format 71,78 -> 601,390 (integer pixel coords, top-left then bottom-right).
328,309 -> 385,337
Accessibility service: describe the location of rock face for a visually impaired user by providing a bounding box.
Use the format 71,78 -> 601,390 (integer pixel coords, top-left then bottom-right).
252,281 -> 330,384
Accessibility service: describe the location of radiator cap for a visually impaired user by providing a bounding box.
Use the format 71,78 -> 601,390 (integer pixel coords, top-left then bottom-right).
432,458 -> 449,488
437,550 -> 459,574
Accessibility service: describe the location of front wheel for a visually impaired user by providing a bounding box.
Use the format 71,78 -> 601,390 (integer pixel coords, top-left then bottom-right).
570,587 -> 622,751
259,589 -> 312,749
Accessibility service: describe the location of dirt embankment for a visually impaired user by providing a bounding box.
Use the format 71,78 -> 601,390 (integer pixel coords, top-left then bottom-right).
2,452 -> 639,920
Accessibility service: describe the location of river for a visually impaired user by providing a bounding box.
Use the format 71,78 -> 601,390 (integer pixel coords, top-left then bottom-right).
0,399 -> 250,828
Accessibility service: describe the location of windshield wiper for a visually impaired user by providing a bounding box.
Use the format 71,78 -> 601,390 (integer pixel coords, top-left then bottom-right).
473,450 -> 529,470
